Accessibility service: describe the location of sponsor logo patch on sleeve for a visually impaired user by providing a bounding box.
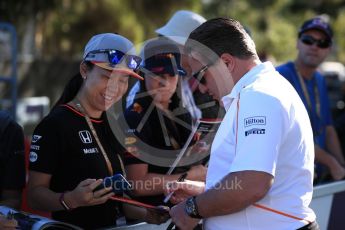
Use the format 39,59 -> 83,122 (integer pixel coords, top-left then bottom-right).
245,128 -> 266,136
244,116 -> 266,127
32,135 -> 42,143
29,152 -> 38,162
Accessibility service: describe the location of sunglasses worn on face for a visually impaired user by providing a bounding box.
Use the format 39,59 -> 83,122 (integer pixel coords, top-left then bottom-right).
300,34 -> 331,49
192,65 -> 209,85
85,49 -> 142,71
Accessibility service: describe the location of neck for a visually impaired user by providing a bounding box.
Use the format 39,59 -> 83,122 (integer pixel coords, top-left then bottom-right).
294,60 -> 315,80
75,92 -> 102,118
233,58 -> 261,84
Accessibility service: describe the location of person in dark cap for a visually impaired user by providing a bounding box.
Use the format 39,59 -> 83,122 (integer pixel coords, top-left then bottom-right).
123,37 -> 207,207
277,15 -> 345,183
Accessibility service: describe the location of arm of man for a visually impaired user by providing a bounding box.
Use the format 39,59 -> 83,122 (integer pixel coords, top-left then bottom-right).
325,125 -> 345,165
195,170 -> 272,217
314,144 -> 345,180
169,170 -> 272,229
126,164 -> 207,196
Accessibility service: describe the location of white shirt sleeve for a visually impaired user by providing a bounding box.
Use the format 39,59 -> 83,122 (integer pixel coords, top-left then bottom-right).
229,90 -> 288,176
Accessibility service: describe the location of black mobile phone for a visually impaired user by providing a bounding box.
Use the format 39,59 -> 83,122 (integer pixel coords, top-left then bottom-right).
95,173 -> 132,195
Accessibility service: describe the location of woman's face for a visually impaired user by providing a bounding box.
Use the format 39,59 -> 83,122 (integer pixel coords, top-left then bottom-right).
145,73 -> 178,106
81,64 -> 129,113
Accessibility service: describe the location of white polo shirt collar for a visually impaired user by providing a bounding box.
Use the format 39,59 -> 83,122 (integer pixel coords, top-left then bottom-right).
221,61 -> 275,111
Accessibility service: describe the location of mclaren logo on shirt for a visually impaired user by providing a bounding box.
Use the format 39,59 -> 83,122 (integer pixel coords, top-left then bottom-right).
79,130 -> 92,144
245,128 -> 266,136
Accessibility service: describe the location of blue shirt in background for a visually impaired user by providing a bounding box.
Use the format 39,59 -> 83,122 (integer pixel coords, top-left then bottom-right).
276,61 -> 332,149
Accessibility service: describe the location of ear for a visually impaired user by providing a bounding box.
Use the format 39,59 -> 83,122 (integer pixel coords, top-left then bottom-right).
80,62 -> 88,79
220,53 -> 235,73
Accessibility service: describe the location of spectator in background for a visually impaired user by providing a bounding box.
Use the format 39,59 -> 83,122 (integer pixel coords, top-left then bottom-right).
124,37 -> 207,206
27,33 -> 169,229
276,16 -> 345,183
0,111 -> 26,210
157,10 -> 224,119
127,10 -> 224,120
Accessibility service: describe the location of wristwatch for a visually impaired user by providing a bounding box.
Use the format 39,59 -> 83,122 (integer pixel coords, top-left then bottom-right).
185,196 -> 203,219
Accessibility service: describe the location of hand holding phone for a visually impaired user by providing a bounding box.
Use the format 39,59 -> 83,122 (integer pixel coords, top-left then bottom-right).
95,174 -> 132,195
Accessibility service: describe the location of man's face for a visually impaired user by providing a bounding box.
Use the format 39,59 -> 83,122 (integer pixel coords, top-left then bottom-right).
297,30 -> 331,68
187,51 -> 233,105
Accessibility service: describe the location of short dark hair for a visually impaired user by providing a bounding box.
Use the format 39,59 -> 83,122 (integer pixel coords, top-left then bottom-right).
187,17 -> 257,60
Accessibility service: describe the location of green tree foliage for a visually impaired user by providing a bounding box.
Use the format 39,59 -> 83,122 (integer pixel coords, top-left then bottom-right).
1,0 -> 345,63
0,0 -> 201,59
202,0 -> 345,63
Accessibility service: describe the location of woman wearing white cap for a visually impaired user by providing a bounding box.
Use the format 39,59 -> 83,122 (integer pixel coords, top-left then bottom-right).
27,33 -> 168,229
123,37 -> 207,208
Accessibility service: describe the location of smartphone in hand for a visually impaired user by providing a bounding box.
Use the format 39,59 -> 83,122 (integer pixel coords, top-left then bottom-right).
95,174 -> 132,195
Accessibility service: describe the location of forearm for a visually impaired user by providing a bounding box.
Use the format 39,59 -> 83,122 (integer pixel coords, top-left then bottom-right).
196,171 -> 271,218
28,186 -> 65,211
0,189 -> 23,209
315,145 -> 341,167
0,199 -> 21,210
326,126 -> 345,164
131,173 -> 187,196
123,203 -> 146,220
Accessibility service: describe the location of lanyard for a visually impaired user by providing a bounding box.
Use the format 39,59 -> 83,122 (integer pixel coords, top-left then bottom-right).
72,99 -> 126,177
294,64 -> 321,119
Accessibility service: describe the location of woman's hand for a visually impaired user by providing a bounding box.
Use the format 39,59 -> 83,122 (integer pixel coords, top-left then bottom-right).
186,164 -> 207,182
65,178 -> 114,209
0,214 -> 18,230
144,206 -> 170,224
164,180 -> 205,204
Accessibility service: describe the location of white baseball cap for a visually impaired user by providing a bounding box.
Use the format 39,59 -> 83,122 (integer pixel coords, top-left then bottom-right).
155,10 -> 206,45
83,33 -> 143,80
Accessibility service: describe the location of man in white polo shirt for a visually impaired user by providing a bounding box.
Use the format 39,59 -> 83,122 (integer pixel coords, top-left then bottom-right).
168,18 -> 318,230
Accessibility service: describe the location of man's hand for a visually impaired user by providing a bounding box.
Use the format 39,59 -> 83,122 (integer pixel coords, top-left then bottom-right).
164,180 -> 205,204
169,201 -> 200,230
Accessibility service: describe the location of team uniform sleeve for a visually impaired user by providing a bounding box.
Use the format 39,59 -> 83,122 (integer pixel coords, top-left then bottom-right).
2,121 -> 26,190
29,117 -> 61,174
229,91 -> 288,176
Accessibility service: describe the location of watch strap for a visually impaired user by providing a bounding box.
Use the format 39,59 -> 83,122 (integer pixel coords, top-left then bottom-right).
185,196 -> 203,219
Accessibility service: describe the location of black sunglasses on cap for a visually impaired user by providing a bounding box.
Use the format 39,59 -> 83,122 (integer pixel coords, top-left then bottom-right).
300,34 -> 332,49
85,49 -> 142,71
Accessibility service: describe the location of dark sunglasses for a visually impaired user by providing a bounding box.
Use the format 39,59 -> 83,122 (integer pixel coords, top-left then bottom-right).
300,34 -> 331,49
85,49 -> 142,71
192,65 -> 209,85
